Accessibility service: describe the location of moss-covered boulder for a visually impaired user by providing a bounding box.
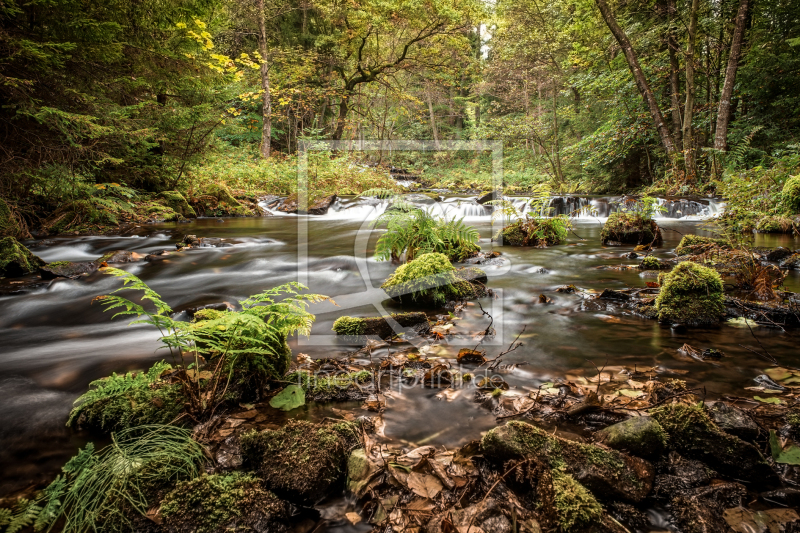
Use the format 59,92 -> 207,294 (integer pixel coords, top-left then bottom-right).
782,175 -> 800,213
674,235 -> 727,256
157,191 -> 196,218
240,419 -> 360,503
500,216 -> 568,247
649,403 -> 779,488
193,184 -> 252,217
595,416 -> 668,459
380,252 -> 486,307
481,421 -> 654,503
287,370 -> 373,402
160,472 -> 290,533
0,236 -> 44,277
639,255 -> 662,270
332,312 -> 429,338
67,361 -> 184,432
39,260 -> 99,279
600,213 -> 662,246
755,215 -> 794,233
654,262 -> 724,326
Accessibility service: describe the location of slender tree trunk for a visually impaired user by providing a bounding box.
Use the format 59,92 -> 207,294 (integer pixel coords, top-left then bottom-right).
257,0 -> 271,158
426,88 -> 440,149
332,95 -> 349,141
714,0 -> 750,151
666,0 -> 683,150
595,0 -> 678,164
683,0 -> 700,178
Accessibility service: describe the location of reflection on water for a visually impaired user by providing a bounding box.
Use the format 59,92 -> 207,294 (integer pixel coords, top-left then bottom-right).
0,213 -> 798,498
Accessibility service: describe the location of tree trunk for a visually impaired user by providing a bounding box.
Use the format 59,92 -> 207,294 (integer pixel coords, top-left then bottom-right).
714,0 -> 750,151
257,0 -> 271,159
332,95 -> 349,141
682,0 -> 700,178
426,88 -> 441,149
594,0 -> 678,164
666,0 -> 683,150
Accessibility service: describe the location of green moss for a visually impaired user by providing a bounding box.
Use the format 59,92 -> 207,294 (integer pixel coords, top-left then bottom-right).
600,213 -> 662,245
552,471 -> 603,532
287,370 -> 372,400
381,252 -> 469,307
67,361 -> 184,432
782,175 -> 800,213
193,308 -> 226,321
157,191 -> 196,218
47,260 -> 71,267
674,235 -> 727,256
160,473 -> 288,533
500,216 -> 568,247
332,316 -> 365,335
755,215 -> 794,233
0,236 -> 45,277
654,261 -> 724,325
194,184 -> 251,217
640,255 -> 661,270
240,420 -> 360,502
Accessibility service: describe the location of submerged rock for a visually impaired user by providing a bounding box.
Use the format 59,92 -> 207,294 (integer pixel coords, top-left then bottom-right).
481,421 -> 654,503
332,312 -> 429,338
239,419 -> 360,504
654,262 -> 724,326
0,237 -> 44,277
39,260 -> 99,279
596,416 -> 668,459
600,213 -> 662,246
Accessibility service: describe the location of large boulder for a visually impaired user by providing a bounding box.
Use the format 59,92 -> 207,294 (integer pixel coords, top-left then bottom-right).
764,247 -> 794,262
654,262 -> 724,326
755,215 -> 794,233
649,403 -> 779,488
380,253 -> 486,307
600,213 -> 662,246
500,217 -> 568,247
239,420 -> 360,504
194,184 -> 252,217
707,401 -> 759,442
481,421 -> 654,503
305,194 -> 337,215
0,237 -> 44,277
595,416 -> 668,459
39,260 -> 99,279
156,191 -> 197,218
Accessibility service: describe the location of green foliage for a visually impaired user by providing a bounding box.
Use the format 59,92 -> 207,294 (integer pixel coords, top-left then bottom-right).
655,262 -> 725,325
160,473 -> 288,533
0,199 -> 27,239
373,207 -> 480,262
380,252 -> 471,307
490,186 -> 571,246
782,175 -> 800,213
288,370 -> 372,398
156,191 -> 196,219
755,215 -> 795,233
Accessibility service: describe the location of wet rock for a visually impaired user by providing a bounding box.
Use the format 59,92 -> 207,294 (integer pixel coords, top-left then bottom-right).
477,190 -> 500,204
671,482 -> 746,533
607,502 -> 650,532
654,262 -> 725,326
261,195 -> 282,209
707,402 -> 760,442
650,404 -> 780,488
780,253 -> 800,270
600,213 -> 662,246
761,487 -> 800,508
722,507 -> 800,533
481,421 -> 654,503
304,194 -> 337,215
181,234 -> 200,247
596,416 -> 668,459
403,193 -> 437,205
597,288 -> 631,300
240,419 -> 360,504
651,452 -> 712,499
0,237 -> 45,277
623,252 -> 639,259
193,184 -> 253,217
347,448 -> 380,495
764,247 -> 794,262
39,260 -> 99,279
332,312 -> 429,338
97,250 -> 145,264
156,190 -> 197,219
160,472 -> 290,533
639,255 -> 662,270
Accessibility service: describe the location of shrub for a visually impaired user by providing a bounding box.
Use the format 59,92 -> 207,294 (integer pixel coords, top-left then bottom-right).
654,262 -> 725,325
380,253 -> 476,307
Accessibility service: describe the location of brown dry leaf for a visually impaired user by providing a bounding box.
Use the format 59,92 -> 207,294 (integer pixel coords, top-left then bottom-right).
362,394 -> 386,412
226,418 -> 246,428
186,369 -> 213,381
331,407 -> 356,421
588,372 -> 612,384
457,348 -> 486,364
345,512 -> 361,525
407,471 -> 443,499
424,457 -> 456,490
645,281 -> 659,288
230,409 -> 258,419
145,507 -> 162,525
406,498 -> 436,512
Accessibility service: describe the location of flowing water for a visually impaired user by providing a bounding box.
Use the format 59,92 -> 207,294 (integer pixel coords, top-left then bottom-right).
0,195 -> 798,526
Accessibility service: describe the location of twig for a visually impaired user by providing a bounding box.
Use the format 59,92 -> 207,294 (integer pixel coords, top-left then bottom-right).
481,325 -> 527,371
586,357 -> 608,395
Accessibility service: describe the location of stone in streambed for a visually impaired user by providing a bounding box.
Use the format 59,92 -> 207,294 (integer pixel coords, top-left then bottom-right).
764,247 -> 793,262
304,194 -> 337,215
332,312 -> 429,338
707,401 -> 760,442
600,213 -> 662,246
97,250 -> 145,264
672,483 -> 746,533
596,416 -> 668,459
481,421 -> 654,503
780,253 -> 800,270
654,262 -> 724,326
39,260 -> 98,279
0,237 -> 44,277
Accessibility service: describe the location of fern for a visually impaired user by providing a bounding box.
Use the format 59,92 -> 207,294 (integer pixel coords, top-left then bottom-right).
373,208 -> 480,262
727,126 -> 764,170
2,499 -> 42,533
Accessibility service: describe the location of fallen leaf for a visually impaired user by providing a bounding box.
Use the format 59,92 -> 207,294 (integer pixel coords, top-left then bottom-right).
769,430 -> 800,464
269,385 -> 305,411
186,369 -> 213,381
345,512 -> 361,525
407,472 -> 443,499
754,395 -> 782,404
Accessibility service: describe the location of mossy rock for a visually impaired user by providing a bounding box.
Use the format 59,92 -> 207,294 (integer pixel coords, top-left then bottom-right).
193,184 -> 252,217
0,237 -> 45,277
332,312 -> 429,338
160,472 -> 290,533
600,213 -> 662,246
782,175 -> 800,213
551,471 -> 603,531
639,255 -> 662,270
755,215 -> 795,233
674,235 -> 727,256
481,421 -> 654,503
654,262 -> 724,326
780,253 -> 800,270
39,260 -> 99,279
649,403 -> 779,488
500,217 -> 568,247
596,416 -> 668,459
145,201 -> 182,222
157,191 -> 196,218
381,253 -> 485,307
240,419 -> 361,504
286,370 -> 373,402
